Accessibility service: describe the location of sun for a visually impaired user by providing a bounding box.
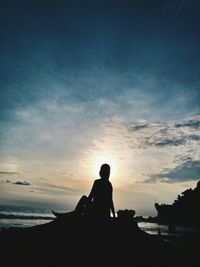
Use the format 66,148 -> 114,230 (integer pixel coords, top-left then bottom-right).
92,155 -> 117,178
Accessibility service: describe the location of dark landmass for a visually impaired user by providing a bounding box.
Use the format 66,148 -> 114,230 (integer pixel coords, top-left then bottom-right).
0,210 -> 200,267
155,181 -> 200,226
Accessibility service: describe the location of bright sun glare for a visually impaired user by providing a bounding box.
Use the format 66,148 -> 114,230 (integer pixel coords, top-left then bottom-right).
93,155 -> 117,178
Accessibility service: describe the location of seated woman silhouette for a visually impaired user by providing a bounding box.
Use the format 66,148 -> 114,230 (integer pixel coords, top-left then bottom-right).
52,163 -> 116,219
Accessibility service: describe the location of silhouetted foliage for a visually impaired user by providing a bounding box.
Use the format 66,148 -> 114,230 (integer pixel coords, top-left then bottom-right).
155,180 -> 200,225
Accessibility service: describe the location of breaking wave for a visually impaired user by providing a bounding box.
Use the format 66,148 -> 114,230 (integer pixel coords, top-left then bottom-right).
0,213 -> 54,220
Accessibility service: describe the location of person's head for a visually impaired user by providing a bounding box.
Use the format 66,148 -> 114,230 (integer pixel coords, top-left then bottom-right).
99,164 -> 110,180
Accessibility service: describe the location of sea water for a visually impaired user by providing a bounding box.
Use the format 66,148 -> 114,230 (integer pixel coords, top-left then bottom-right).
0,205 -> 55,229
0,205 -> 196,235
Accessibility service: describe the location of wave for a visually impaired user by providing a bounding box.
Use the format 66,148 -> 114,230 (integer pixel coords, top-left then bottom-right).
0,213 -> 54,220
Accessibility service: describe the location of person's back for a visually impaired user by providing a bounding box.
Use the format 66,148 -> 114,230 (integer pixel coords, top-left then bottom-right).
91,178 -> 112,218
88,164 -> 115,219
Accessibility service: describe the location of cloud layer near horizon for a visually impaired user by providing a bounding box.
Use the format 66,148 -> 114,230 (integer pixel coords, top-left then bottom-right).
1,102 -> 199,184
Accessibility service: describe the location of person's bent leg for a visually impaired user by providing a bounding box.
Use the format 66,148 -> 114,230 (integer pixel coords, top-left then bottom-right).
75,195 -> 88,214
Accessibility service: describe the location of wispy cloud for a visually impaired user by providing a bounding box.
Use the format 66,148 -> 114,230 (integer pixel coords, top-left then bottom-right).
0,179 -> 11,184
127,114 -> 200,149
175,116 -> 200,129
147,159 -> 200,183
0,171 -> 19,175
128,124 -> 149,132
0,179 -> 31,185
98,114 -> 200,185
13,181 -> 31,186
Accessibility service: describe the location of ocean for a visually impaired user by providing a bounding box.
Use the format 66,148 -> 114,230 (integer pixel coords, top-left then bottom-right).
0,205 -> 196,235
0,205 -> 55,229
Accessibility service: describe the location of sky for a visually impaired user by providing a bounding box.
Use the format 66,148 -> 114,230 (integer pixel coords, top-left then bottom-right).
0,0 -> 200,216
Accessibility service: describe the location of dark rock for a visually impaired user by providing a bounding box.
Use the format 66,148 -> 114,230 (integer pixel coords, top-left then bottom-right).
0,213 -> 172,267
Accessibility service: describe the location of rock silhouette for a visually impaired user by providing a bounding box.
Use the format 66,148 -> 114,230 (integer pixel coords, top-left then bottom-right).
0,211 -> 172,267
155,180 -> 200,226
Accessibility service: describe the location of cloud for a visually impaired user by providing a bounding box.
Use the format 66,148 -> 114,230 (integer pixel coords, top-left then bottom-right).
13,181 -> 31,186
0,179 -> 11,184
0,172 -> 19,175
175,115 -> 200,129
127,114 -> 200,149
146,137 -> 185,147
128,124 -> 149,132
0,179 -> 31,185
146,159 -> 200,183
188,134 -> 200,141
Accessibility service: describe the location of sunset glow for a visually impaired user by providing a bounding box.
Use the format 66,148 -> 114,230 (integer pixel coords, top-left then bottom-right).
92,155 -> 118,179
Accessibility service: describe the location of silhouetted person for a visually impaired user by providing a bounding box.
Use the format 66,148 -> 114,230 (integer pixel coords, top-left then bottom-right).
87,163 -> 116,219
52,163 -> 116,220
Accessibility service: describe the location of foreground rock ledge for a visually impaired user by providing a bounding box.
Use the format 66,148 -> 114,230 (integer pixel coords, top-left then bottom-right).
0,215 -> 181,267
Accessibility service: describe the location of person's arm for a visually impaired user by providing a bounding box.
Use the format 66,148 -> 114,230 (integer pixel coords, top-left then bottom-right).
111,199 -> 116,218
110,186 -> 116,218
88,180 -> 96,201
